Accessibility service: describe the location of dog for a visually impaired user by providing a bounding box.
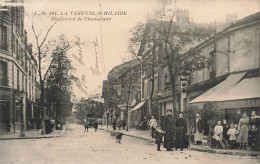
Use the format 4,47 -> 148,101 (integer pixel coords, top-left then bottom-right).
111,131 -> 123,143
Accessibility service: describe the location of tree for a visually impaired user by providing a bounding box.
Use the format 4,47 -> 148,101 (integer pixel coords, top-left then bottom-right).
46,35 -> 78,127
155,10 -> 214,119
128,22 -> 159,116
31,20 -> 80,134
129,1 -> 214,119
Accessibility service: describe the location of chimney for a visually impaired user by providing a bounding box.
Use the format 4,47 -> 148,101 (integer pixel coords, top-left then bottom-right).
226,13 -> 237,26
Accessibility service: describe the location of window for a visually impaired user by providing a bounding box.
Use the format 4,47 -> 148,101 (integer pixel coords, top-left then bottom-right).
16,40 -> 19,60
22,74 -> 24,90
17,69 -> 19,90
0,61 -> 8,86
154,75 -> 158,95
144,79 -> 148,98
0,26 -> 8,50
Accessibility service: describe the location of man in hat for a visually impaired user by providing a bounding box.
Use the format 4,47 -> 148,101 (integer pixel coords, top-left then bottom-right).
163,109 -> 176,151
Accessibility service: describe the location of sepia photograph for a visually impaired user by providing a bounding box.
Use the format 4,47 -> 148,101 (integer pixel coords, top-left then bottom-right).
0,0 -> 260,163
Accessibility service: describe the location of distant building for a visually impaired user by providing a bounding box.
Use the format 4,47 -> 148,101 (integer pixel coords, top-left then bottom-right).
0,0 -> 39,132
102,59 -> 141,127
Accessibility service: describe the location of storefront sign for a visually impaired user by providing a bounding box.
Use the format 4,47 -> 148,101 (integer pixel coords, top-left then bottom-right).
216,98 -> 260,109
189,98 -> 260,110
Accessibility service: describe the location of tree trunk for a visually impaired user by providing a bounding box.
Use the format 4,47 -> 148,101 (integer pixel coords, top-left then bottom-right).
40,81 -> 46,135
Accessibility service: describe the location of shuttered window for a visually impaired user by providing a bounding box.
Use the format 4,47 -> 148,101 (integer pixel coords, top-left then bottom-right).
0,61 -> 8,86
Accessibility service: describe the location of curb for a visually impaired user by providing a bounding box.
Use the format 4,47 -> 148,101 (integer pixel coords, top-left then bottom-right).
0,125 -> 67,140
99,128 -> 260,157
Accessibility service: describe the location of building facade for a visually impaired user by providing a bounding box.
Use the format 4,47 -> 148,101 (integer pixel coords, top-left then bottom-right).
102,59 -> 141,127
0,1 -> 38,132
187,12 -> 260,134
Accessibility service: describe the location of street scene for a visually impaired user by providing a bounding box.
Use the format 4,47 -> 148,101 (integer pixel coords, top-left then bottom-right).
1,124 -> 259,164
1,0 -> 260,163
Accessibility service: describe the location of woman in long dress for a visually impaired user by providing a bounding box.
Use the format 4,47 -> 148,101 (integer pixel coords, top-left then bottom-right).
194,114 -> 203,145
175,112 -> 187,150
237,112 -> 250,150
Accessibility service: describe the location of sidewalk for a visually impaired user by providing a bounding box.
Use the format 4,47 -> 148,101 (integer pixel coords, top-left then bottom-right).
0,126 -> 67,140
99,126 -> 260,157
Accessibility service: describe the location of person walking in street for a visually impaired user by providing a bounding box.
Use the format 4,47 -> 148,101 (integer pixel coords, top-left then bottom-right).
194,113 -> 203,145
163,109 -> 176,151
237,112 -> 250,150
94,119 -> 98,132
84,119 -> 89,132
175,112 -> 187,151
112,118 -> 117,131
149,115 -> 157,138
154,127 -> 165,151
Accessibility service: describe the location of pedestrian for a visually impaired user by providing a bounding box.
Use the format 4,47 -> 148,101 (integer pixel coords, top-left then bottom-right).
249,124 -> 257,150
149,115 -> 157,138
250,111 -> 260,150
235,109 -> 242,125
94,120 -> 98,132
194,113 -> 203,145
154,127 -> 165,151
122,119 -> 126,130
222,119 -> 229,140
237,112 -> 250,150
227,123 -> 239,149
84,119 -> 89,132
117,119 -> 122,130
112,118 -> 117,131
175,112 -> 188,151
163,109 -> 176,151
213,121 -> 223,148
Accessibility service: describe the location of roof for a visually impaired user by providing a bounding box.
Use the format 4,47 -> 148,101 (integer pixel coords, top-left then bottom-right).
107,59 -> 140,80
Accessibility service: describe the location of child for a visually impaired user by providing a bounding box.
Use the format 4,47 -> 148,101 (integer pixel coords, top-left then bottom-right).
227,123 -> 239,149
154,127 -> 165,151
214,121 -> 223,148
233,123 -> 240,148
249,124 -> 257,150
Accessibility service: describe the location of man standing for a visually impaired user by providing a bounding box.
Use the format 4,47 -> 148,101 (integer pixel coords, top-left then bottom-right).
149,115 -> 157,138
112,118 -> 117,131
84,119 -> 89,132
164,109 -> 176,151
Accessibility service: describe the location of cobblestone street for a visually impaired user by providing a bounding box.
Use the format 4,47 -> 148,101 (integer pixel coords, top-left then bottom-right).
0,124 -> 259,164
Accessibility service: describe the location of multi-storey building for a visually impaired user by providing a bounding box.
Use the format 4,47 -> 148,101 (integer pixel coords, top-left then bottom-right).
102,59 -> 141,127
187,12 -> 260,134
0,1 -> 39,132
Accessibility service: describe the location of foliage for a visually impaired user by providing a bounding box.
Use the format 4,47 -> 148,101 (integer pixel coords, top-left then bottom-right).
45,35 -> 78,120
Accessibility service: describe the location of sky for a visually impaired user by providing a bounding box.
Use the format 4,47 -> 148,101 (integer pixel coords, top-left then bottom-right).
4,0 -> 258,100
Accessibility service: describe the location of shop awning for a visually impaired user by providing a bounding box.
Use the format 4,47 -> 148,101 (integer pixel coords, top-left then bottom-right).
129,101 -> 146,112
189,72 -> 246,104
215,77 -> 260,101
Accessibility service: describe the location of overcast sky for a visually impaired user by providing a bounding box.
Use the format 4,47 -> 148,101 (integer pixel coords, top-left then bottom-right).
19,0 -> 259,99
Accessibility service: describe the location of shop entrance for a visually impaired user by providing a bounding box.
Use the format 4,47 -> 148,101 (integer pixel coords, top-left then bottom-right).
0,101 -> 9,132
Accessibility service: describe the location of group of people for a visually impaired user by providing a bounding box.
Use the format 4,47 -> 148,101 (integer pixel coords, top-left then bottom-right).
112,118 -> 126,131
212,110 -> 259,150
148,109 -> 189,151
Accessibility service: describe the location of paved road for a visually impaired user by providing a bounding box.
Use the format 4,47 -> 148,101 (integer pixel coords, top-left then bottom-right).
0,124 -> 259,164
